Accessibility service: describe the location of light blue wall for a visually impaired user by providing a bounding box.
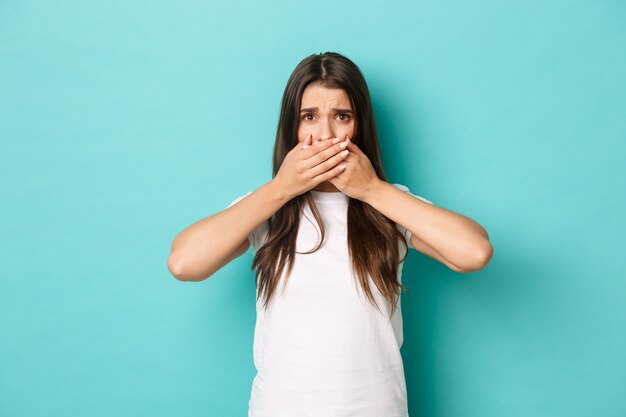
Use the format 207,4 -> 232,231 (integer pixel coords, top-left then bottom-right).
1,1 -> 624,416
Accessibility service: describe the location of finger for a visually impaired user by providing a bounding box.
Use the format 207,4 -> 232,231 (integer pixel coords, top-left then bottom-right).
300,136 -> 338,159
312,160 -> 347,184
307,147 -> 350,178
301,134 -> 313,149
303,138 -> 349,168
344,136 -> 366,156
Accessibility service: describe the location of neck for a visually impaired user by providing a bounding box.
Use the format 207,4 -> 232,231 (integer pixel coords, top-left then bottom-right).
312,181 -> 340,192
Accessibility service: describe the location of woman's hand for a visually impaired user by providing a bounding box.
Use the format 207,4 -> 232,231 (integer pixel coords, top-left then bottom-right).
328,136 -> 380,201
274,134 -> 351,200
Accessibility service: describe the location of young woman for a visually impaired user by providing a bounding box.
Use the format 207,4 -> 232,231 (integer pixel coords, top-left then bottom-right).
168,52 -> 493,417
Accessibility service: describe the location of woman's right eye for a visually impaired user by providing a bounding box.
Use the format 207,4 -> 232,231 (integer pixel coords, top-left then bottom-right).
301,113 -> 315,121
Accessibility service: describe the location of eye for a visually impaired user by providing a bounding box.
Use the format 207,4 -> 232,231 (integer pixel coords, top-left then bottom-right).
301,113 -> 315,121
336,113 -> 351,121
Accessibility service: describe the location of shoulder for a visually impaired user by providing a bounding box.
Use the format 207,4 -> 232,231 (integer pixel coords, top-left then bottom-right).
389,182 -> 434,205
390,183 -> 409,192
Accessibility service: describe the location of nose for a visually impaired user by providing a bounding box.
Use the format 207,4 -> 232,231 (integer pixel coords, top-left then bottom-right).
315,119 -> 335,142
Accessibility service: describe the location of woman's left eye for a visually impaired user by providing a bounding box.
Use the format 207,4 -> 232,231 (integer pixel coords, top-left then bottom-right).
337,113 -> 351,121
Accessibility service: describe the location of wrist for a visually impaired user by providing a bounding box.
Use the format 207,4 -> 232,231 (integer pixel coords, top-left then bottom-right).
267,178 -> 294,204
362,177 -> 386,205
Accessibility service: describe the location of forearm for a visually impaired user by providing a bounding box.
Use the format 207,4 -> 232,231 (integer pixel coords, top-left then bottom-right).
169,179 -> 290,280
362,179 -> 492,270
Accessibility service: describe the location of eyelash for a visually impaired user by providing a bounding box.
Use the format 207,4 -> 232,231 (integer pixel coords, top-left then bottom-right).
301,113 -> 352,122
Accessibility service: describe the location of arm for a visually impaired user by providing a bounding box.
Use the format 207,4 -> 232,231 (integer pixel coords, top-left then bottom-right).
167,179 -> 290,282
363,180 -> 493,273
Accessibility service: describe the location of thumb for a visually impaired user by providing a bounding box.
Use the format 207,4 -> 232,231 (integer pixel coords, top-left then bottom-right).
302,133 -> 312,149
345,136 -> 365,156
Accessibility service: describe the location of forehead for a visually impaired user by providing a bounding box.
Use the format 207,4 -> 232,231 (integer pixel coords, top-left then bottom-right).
300,84 -> 351,107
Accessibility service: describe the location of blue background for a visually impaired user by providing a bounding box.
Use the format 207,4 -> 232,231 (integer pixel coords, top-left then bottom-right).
1,1 -> 624,416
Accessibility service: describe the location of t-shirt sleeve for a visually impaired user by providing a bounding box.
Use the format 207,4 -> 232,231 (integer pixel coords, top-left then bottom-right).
390,183 -> 434,249
225,190 -> 269,254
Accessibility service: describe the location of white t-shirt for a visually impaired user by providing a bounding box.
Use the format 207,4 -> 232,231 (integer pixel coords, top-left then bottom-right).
226,183 -> 433,417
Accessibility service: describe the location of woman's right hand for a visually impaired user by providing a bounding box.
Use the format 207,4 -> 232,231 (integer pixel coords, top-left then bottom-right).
274,134 -> 350,200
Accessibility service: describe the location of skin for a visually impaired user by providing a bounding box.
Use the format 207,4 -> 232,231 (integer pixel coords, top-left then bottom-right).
285,83 -> 494,273
296,82 -> 356,192
168,84 -> 494,281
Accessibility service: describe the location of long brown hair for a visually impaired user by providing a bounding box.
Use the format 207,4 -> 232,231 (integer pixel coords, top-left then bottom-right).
251,52 -> 409,317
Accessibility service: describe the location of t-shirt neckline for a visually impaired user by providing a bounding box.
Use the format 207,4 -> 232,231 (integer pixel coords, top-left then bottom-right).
310,190 -> 349,203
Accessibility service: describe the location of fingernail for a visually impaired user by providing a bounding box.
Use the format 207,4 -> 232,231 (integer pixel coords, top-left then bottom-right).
340,150 -> 349,157
332,138 -> 341,144
339,141 -> 348,149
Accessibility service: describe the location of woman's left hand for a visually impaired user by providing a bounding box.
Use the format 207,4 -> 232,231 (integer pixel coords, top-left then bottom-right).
328,136 -> 380,201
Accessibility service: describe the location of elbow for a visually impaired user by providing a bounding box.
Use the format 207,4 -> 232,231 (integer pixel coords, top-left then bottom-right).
168,252 -> 189,281
167,252 -> 215,282
481,241 -> 495,265
456,241 -> 494,273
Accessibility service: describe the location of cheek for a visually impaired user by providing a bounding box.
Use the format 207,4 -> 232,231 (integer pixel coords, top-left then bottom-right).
345,122 -> 356,138
296,122 -> 355,142
297,126 -> 311,143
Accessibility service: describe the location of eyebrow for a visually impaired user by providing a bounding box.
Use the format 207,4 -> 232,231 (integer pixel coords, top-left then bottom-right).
299,107 -> 353,113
